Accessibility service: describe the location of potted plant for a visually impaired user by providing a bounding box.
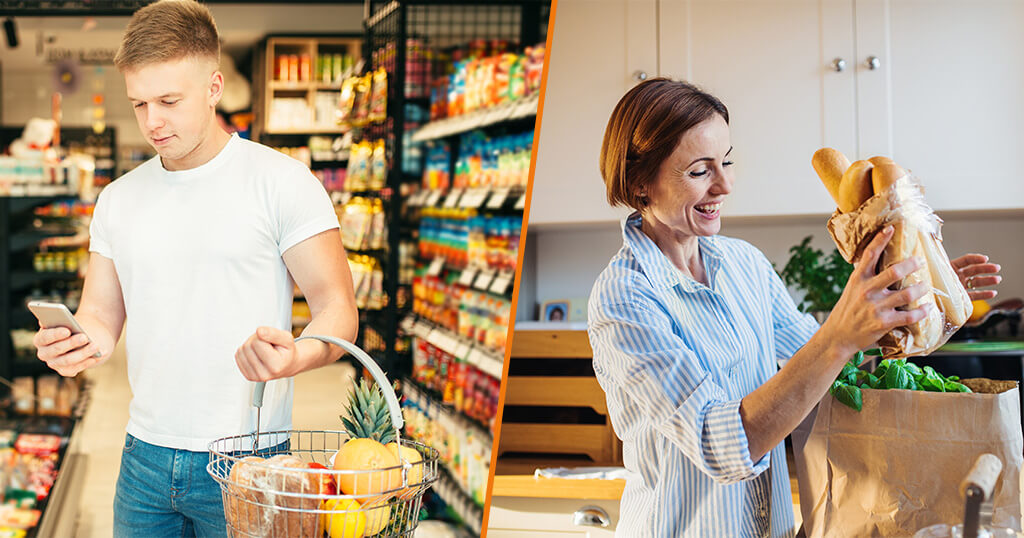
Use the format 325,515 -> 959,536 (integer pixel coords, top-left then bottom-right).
778,236 -> 853,323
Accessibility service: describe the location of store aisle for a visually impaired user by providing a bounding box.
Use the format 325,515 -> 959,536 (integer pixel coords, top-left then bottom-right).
73,338 -> 357,537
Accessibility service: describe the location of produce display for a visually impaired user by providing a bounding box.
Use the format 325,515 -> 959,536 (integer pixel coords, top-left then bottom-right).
829,352 -> 970,411
811,148 -> 972,357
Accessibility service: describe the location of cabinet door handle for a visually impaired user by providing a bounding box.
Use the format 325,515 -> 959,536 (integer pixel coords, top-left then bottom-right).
632,70 -> 648,82
866,55 -> 881,70
830,58 -> 847,72
573,505 -> 612,528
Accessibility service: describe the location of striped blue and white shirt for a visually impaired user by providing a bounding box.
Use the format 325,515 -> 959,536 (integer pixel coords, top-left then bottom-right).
588,213 -> 819,537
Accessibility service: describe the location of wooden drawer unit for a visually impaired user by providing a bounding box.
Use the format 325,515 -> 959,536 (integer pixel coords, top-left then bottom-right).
497,330 -> 621,466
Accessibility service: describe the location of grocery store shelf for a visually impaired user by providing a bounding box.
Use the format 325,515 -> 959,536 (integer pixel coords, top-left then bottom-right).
407,187 -> 526,212
411,95 -> 539,142
403,377 -> 494,440
5,196 -> 68,215
264,127 -> 349,135
403,316 -> 505,379
419,257 -> 516,298
431,466 -> 484,535
11,271 -> 80,291
9,231 -> 78,252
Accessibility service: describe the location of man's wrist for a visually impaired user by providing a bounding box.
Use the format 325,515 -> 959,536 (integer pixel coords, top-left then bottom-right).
294,338 -> 332,373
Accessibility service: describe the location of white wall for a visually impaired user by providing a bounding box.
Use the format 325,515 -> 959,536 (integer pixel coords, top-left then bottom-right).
520,212 -> 1024,321
1,4 -> 364,145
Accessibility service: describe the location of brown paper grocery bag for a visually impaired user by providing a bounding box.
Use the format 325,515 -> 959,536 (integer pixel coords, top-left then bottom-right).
792,386 -> 1023,537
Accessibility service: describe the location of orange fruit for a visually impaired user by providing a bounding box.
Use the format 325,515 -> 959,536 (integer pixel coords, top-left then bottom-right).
968,299 -> 991,323
386,443 -> 424,499
332,438 -> 401,500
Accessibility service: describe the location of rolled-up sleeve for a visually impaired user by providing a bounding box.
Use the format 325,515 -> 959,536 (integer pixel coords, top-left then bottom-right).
589,298 -> 769,484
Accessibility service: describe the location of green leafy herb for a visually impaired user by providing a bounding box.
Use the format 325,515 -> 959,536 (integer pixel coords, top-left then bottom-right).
830,354 -> 972,411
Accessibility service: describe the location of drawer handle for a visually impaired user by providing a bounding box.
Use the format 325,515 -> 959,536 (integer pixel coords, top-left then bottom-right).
573,505 -> 611,528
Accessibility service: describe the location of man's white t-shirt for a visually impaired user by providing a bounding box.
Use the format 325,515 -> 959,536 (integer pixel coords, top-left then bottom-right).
89,133 -> 340,452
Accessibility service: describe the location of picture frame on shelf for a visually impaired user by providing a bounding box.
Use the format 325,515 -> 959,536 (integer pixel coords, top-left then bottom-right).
542,300 -> 569,322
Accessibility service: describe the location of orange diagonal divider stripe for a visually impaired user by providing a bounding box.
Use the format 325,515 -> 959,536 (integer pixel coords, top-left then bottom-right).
480,0 -> 560,535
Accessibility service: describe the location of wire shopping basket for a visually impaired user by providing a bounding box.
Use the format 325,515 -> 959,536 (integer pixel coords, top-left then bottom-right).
207,336 -> 440,538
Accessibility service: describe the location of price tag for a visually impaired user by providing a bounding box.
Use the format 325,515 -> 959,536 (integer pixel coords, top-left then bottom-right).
408,190 -> 426,207
515,192 -> 527,210
414,321 -> 433,339
489,271 -> 514,295
443,188 -> 463,208
486,188 -> 510,209
427,257 -> 446,277
454,341 -> 471,361
460,189 -> 489,208
457,266 -> 478,287
471,349 -> 504,379
473,270 -> 496,291
426,190 -> 444,207
426,329 -> 445,349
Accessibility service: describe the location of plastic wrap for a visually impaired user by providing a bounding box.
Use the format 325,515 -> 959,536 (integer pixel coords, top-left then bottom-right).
827,173 -> 972,357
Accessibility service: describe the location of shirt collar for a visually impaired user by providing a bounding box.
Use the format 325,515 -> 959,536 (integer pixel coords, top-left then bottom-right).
621,212 -> 725,293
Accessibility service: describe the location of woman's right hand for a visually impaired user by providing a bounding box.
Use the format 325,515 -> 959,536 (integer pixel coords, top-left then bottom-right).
821,225 -> 932,357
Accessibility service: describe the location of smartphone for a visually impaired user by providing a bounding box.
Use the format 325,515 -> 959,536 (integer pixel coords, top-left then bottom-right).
27,301 -> 102,358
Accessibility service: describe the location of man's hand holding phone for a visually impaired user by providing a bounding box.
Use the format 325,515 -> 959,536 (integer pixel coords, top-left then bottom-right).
29,302 -> 104,377
34,328 -> 103,377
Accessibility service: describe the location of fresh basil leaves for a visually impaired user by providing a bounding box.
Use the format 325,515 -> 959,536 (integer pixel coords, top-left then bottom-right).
829,353 -> 971,411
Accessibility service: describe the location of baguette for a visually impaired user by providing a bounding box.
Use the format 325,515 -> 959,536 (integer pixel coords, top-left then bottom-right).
812,148 -> 851,206
871,162 -> 906,195
918,230 -> 973,327
882,228 -> 943,350
868,156 -> 896,167
838,160 -> 875,213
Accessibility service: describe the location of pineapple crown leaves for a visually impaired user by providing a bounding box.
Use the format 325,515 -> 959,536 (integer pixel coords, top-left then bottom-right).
340,378 -> 397,445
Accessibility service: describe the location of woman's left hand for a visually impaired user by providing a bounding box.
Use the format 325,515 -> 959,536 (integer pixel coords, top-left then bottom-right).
951,253 -> 1001,300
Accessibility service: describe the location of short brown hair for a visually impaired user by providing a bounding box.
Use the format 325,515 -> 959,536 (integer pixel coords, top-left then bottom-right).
600,78 -> 729,210
114,0 -> 220,71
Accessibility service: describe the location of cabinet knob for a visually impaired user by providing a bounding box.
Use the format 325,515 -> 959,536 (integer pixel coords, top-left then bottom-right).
830,58 -> 847,72
866,55 -> 881,70
573,505 -> 612,528
632,70 -> 648,82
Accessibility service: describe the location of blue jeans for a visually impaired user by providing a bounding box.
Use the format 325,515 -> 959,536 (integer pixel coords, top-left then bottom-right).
113,433 -> 290,538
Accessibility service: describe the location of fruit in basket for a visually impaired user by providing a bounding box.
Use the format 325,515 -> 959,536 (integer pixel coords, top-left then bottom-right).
321,497 -> 366,538
362,497 -> 392,536
308,461 -> 337,496
224,454 -> 320,536
334,379 -> 403,500
333,439 -> 401,500
386,442 -> 424,499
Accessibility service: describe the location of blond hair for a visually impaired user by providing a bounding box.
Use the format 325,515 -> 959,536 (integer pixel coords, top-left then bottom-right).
114,0 -> 220,71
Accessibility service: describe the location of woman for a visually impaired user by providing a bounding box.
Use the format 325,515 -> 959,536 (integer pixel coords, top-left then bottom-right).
587,78 -> 1001,537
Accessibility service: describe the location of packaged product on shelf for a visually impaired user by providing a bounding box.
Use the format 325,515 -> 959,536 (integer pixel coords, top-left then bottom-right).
10,379 -> 32,416
351,72 -> 373,125
347,254 -> 386,310
368,67 -> 389,123
345,141 -> 372,191
369,139 -> 387,191
336,77 -> 357,125
422,143 -> 451,191
33,378 -> 57,417
524,43 -> 546,95
339,197 -> 386,250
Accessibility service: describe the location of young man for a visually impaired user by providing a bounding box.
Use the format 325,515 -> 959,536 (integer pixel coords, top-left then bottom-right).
32,1 -> 358,534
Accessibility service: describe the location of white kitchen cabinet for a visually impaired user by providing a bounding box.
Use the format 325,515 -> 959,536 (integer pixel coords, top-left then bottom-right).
487,497 -> 619,537
528,0 -> 652,226
529,0 -> 1024,225
856,0 -> 1024,211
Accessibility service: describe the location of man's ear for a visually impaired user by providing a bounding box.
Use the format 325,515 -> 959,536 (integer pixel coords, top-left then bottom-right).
209,70 -> 224,107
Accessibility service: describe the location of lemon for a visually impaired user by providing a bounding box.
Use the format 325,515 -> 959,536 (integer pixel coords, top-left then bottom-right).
362,497 -> 392,536
968,299 -> 991,323
321,498 -> 366,538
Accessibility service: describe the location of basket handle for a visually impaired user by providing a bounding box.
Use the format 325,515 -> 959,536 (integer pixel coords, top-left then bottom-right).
250,335 -> 404,431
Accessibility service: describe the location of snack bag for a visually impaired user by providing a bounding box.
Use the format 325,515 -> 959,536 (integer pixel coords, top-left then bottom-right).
812,149 -> 972,357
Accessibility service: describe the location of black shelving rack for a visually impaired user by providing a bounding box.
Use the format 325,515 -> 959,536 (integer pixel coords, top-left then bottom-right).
362,0 -> 549,380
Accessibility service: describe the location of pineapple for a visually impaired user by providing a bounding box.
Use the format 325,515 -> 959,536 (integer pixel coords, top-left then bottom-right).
340,379 -> 396,444
334,378 -> 402,501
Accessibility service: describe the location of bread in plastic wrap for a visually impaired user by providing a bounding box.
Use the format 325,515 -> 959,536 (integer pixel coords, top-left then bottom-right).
826,173 -> 972,357
225,454 -> 320,537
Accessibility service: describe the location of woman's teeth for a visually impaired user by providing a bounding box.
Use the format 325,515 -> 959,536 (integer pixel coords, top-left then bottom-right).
695,202 -> 722,214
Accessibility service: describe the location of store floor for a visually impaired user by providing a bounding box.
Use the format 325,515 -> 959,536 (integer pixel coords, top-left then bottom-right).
72,337 -> 357,536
